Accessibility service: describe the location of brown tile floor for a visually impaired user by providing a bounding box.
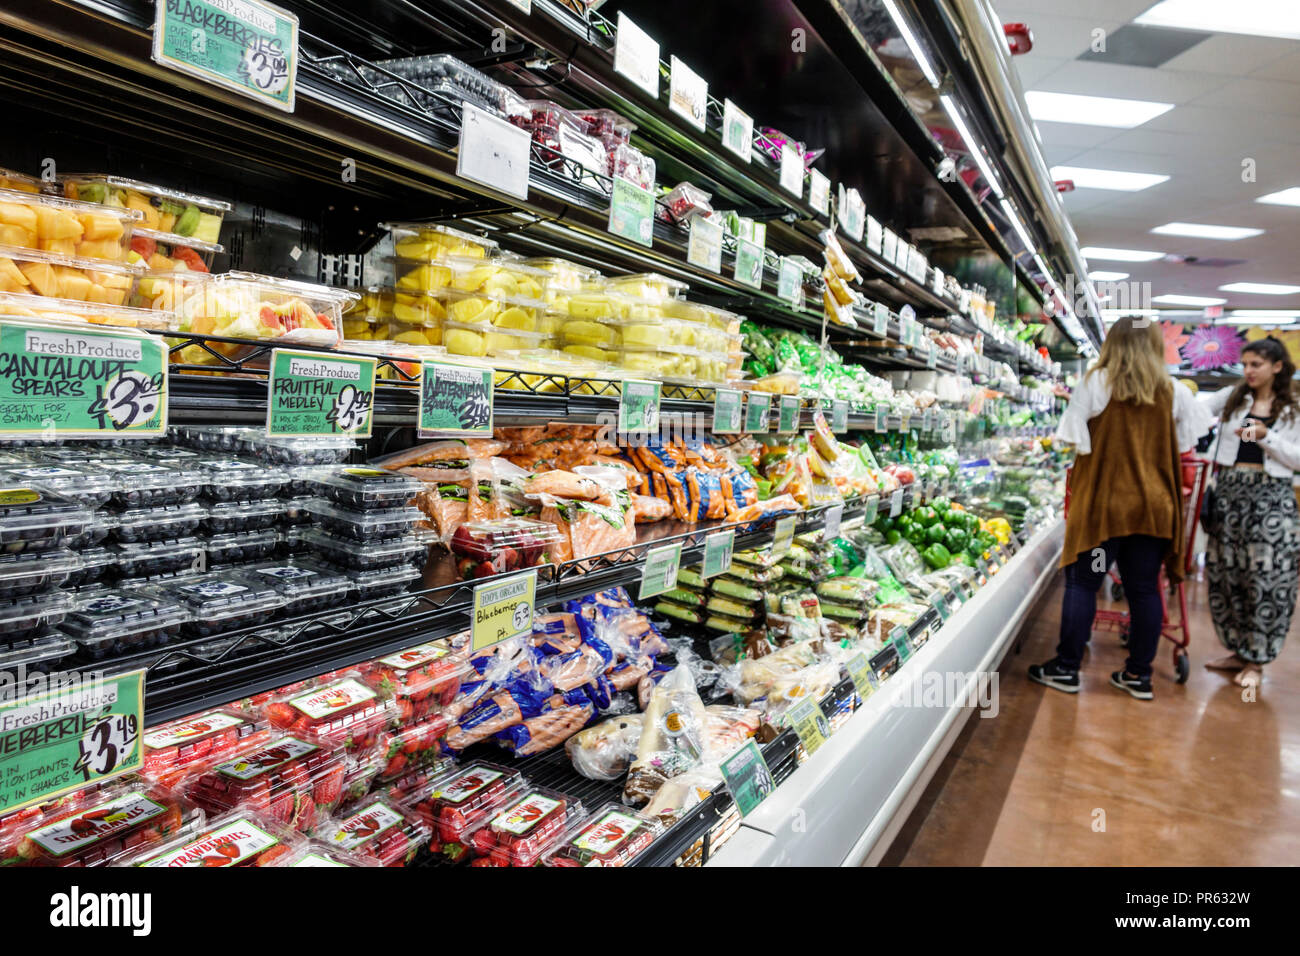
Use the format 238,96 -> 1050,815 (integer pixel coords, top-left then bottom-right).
882,569 -> 1300,866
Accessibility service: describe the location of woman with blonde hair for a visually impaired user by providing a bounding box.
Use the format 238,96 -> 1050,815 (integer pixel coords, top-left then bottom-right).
1030,316 -> 1207,700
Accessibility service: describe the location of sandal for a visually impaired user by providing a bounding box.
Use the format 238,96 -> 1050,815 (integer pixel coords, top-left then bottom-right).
1205,654 -> 1247,671
1233,664 -> 1263,688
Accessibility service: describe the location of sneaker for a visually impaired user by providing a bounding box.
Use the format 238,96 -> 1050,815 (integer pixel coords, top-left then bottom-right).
1028,659 -> 1080,694
1109,670 -> 1154,700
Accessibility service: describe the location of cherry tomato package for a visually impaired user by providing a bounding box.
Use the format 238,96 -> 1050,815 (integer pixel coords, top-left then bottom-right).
141,707 -> 272,788
259,674 -> 393,751
358,641 -> 470,726
463,785 -> 584,867
127,809 -> 302,867
318,796 -> 433,867
542,803 -> 662,867
400,761 -> 524,846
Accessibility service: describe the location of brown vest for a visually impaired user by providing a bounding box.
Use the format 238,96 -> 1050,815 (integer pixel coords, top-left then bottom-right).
1062,389 -> 1185,580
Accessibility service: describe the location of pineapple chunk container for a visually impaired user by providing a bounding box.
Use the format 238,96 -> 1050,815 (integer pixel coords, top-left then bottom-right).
383,221 -> 497,261
0,186 -> 142,262
59,175 -> 230,245
390,253 -> 549,301
341,286 -> 393,340
0,167 -> 44,194
0,245 -> 139,306
0,290 -> 177,332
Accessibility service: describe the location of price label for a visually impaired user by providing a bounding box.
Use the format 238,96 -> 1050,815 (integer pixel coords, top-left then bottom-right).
891,625 -> 911,662
618,379 -> 661,435
418,361 -> 493,437
267,348 -> 376,439
832,400 -> 849,434
893,238 -> 910,271
687,216 -> 723,273
808,169 -> 830,216
931,591 -> 950,622
889,487 -> 904,518
846,651 -> 879,700
874,405 -> 889,433
779,144 -> 804,198
613,11 -> 660,97
0,322 -> 167,439
0,670 -> 146,815
839,187 -> 865,242
862,494 -> 879,525
977,555 -> 990,580
922,407 -> 932,432
455,103 -> 531,200
823,502 -> 844,540
942,413 -> 957,442
702,530 -> 735,579
638,542 -> 682,601
722,98 -> 753,162
873,301 -> 889,336
712,387 -> 744,434
608,175 -> 655,247
899,408 -> 912,432
778,394 -> 801,434
668,55 -> 707,130
881,227 -> 898,264
932,266 -> 945,296
734,239 -> 764,289
719,740 -> 775,817
785,696 -> 830,757
777,257 -> 802,306
771,515 -> 796,556
152,0 -> 298,111
744,391 -> 771,433
472,571 -> 537,652
866,216 -> 883,255
927,342 -> 938,369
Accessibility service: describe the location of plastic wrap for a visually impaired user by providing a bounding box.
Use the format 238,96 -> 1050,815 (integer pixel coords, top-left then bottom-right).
566,713 -> 643,782
623,667 -> 707,807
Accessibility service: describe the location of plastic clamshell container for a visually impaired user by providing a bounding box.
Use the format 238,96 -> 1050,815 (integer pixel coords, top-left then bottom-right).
279,496 -> 314,528
0,549 -> 80,598
8,783 -> 201,867
202,500 -> 281,536
199,458 -> 286,502
112,536 -> 203,580
523,256 -> 600,300
601,272 -> 688,301
0,244 -> 139,306
443,319 -> 554,358
245,558 -> 354,614
206,530 -> 281,568
0,184 -> 143,262
0,290 -> 176,332
315,467 -> 424,511
0,591 -> 74,642
447,517 -> 565,578
356,640 -> 468,725
172,271 -> 356,351
0,167 -> 42,194
184,734 -> 347,834
348,562 -> 422,599
0,464 -> 117,509
163,570 -> 286,637
319,796 -> 433,866
0,486 -> 92,555
542,803 -> 662,867
58,586 -> 189,660
0,629 -> 76,674
62,545 -> 115,588
59,174 -> 231,242
127,810 -> 303,867
303,499 -> 424,542
280,463 -> 339,499
127,267 -> 212,315
97,460 -> 203,509
402,761 -> 526,845
370,712 -> 451,783
260,675 -> 392,752
126,225 -> 222,272
369,52 -> 525,115
270,841 -> 381,867
177,425 -> 355,466
113,502 -> 207,544
383,221 -> 497,261
464,785 -> 584,867
141,708 -> 272,788
391,254 -> 548,301
298,527 -> 431,570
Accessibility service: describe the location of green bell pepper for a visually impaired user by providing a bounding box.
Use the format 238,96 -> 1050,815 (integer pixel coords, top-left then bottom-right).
922,542 -> 952,569
904,522 -> 928,547
930,496 -> 952,516
885,529 -> 902,545
914,506 -> 939,528
943,528 -> 970,553
925,523 -> 948,546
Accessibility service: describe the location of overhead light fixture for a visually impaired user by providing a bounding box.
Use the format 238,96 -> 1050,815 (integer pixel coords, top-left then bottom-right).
1152,294 -> 1228,306
1050,165 -> 1170,191
1227,309 -> 1300,318
1151,222 -> 1263,241
881,0 -> 940,87
999,198 -> 1036,251
1219,282 -> 1300,295
1026,91 -> 1174,128
1135,0 -> 1300,41
1256,187 -> 1300,207
1225,315 -> 1300,326
1088,271 -> 1130,281
939,94 -> 1004,198
1081,246 -> 1165,262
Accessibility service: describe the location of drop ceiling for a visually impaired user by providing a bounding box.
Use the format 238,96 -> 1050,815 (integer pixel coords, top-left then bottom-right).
990,0 -> 1300,320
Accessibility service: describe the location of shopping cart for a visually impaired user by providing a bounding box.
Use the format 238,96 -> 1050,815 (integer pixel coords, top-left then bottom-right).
1065,455 -> 1212,683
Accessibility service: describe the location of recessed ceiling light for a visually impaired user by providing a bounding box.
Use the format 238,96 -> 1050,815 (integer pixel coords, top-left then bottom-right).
1151,222 -> 1263,241
1088,271 -> 1130,281
1256,187 -> 1300,206
1051,165 -> 1170,191
1135,0 -> 1300,42
1026,91 -> 1174,128
1081,246 -> 1165,262
1152,294 -> 1228,306
1228,310 -> 1300,318
1219,282 -> 1300,295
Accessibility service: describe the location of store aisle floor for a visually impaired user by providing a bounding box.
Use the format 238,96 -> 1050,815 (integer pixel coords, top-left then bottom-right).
883,570 -> 1300,866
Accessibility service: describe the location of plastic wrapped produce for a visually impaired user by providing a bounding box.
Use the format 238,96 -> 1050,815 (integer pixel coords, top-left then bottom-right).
0,631 -> 76,677
0,549 -> 80,598
319,797 -> 433,867
348,562 -> 423,599
99,460 -> 202,509
260,674 -> 393,753
542,804 -> 662,867
303,499 -> 424,542
402,761 -> 526,847
112,537 -> 203,580
0,245 -> 138,305
198,459 -> 285,502
464,785 -> 583,867
660,182 -> 714,225
162,570 -> 286,637
298,527 -> 432,571
0,185 -> 142,262
0,465 -> 115,509
60,175 -> 229,244
201,500 -> 281,536
566,713 -> 643,781
623,667 -> 707,807
372,53 -> 524,117
448,517 -> 565,579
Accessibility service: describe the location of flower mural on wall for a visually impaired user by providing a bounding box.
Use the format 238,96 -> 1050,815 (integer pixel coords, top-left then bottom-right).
1161,321 -> 1189,365
1181,324 -> 1244,371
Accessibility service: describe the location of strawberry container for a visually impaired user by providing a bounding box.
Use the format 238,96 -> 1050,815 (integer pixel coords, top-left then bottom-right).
374,712 -> 453,782
542,803 -> 662,867
608,142 -> 655,191
269,841 -> 380,867
463,785 -> 584,867
128,810 -> 302,867
358,641 -> 469,726
448,517 -> 565,580
0,185 -> 143,262
260,674 -> 394,752
574,108 -> 634,145
142,708 -> 272,789
508,101 -> 607,177
184,734 -> 347,834
399,761 -> 525,846
59,174 -> 230,244
318,796 -> 433,867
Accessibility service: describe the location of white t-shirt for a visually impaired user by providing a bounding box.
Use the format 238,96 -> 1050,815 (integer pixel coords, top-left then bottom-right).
1055,370 -> 1209,455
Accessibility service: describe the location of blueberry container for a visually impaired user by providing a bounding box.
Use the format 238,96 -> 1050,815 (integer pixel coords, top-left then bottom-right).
282,465 -> 337,499
246,559 -> 354,614
127,444 -> 204,464
113,537 -> 204,580
205,530 -> 280,566
0,549 -> 81,598
348,563 -> 423,600
113,502 -> 208,544
63,546 -> 116,588
0,487 -> 93,554
0,591 -> 74,642
0,630 -> 77,674
98,460 -> 203,509
303,499 -> 424,542
67,510 -> 117,550
199,459 -> 285,502
26,445 -> 130,465
162,571 -> 286,637
59,588 -> 191,661
315,468 -> 425,511
298,527 -> 432,571
280,496 -> 315,526
1,464 -> 118,509
202,501 -> 281,535
252,435 -> 356,466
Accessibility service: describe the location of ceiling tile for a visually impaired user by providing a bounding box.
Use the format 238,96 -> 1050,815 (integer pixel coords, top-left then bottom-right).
1027,59 -> 1227,104
1252,50 -> 1300,84
1160,33 -> 1299,76
1189,77 -> 1300,117
1008,56 -> 1070,89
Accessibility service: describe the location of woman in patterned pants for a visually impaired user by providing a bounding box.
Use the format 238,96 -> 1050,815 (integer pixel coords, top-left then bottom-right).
1200,337 -> 1300,689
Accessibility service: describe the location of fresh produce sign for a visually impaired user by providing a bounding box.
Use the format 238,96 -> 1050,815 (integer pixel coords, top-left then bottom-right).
608,175 -> 655,247
418,361 -> 493,437
777,395 -> 801,434
0,321 -> 167,439
266,348 -> 376,439
152,0 -> 299,112
0,670 -> 144,816
472,570 -> 536,652
638,542 -> 682,601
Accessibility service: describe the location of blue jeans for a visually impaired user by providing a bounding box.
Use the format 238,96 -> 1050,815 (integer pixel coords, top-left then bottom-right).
1057,535 -> 1169,678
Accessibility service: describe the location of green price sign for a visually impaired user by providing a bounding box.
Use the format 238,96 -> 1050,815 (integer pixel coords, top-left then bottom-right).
734,239 -> 764,289
687,216 -> 723,273
846,652 -> 879,700
639,542 -> 682,600
618,379 -> 661,435
891,624 -> 912,662
418,362 -> 493,437
702,530 -> 734,579
771,514 -> 796,556
712,388 -> 743,434
607,175 -> 655,247
267,348 -> 377,439
0,321 -> 167,439
152,0 -> 299,111
931,591 -> 950,622
777,258 -> 801,305
472,571 -> 536,653
0,670 -> 144,816
862,494 -> 879,525
744,391 -> 770,433
778,395 -> 801,434
874,405 -> 890,433
922,407 -> 933,432
718,739 -> 775,817
785,695 -> 830,757
889,488 -> 904,518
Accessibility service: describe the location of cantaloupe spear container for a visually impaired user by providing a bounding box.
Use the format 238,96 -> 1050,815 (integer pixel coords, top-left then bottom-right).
59,174 -> 231,245
0,244 -> 139,306
0,185 -> 143,263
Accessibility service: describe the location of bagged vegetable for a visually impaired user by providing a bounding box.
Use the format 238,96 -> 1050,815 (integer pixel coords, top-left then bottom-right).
623,667 -> 707,807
